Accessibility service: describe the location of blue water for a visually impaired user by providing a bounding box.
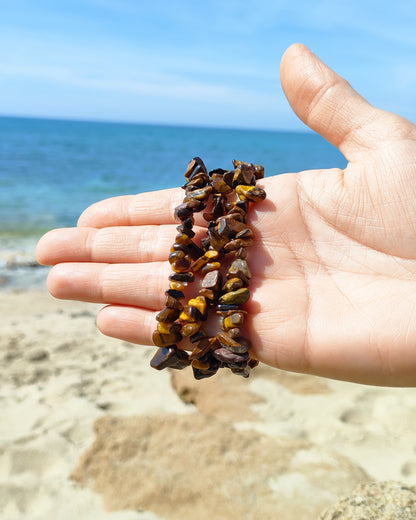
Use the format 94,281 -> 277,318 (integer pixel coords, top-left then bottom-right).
0,116 -> 346,288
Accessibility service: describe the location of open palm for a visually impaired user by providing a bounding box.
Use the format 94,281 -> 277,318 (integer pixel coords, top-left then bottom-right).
37,44 -> 416,386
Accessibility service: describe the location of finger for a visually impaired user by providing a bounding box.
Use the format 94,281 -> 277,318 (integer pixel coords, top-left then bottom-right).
280,43 -> 414,161
47,261 -> 168,310
78,188 -> 183,228
97,304 -> 155,345
36,225 -> 206,265
37,225 -> 173,265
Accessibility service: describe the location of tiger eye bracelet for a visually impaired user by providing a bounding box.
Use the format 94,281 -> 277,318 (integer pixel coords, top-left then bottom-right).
151,157 -> 266,379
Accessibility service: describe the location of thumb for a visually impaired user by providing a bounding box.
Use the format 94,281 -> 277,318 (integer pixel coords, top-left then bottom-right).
280,43 -> 415,162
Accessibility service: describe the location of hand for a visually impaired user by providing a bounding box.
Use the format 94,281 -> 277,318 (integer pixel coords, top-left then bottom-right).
36,44 -> 416,386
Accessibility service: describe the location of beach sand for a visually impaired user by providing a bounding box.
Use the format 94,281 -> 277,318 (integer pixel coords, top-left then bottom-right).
2,288 -> 416,519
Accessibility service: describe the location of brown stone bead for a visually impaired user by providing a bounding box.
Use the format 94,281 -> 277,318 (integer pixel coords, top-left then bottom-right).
152,330 -> 182,348
174,203 -> 193,221
157,322 -> 182,335
225,200 -> 249,214
191,358 -> 211,370
216,304 -> 240,312
187,242 -> 204,261
168,250 -> 185,264
235,247 -> 247,259
222,308 -> 247,317
189,337 -> 218,361
190,250 -> 219,272
156,322 -> 175,334
216,332 -> 241,349
248,358 -> 260,368
225,210 -> 245,224
212,347 -> 248,365
230,170 -> 245,188
236,185 -> 266,202
223,169 -> 234,187
165,295 -> 183,310
235,228 -> 253,240
150,347 -> 190,370
230,366 -> 251,378
181,322 -> 202,336
232,159 -> 254,170
199,288 -> 215,301
222,312 -> 245,330
175,233 -> 192,245
216,332 -> 250,354
171,242 -> 188,253
171,257 -> 191,273
232,160 -> 245,169
184,156 -> 207,180
227,258 -> 252,280
156,307 -> 180,323
208,168 -> 227,176
217,216 -> 247,238
227,327 -> 241,338
223,239 -> 245,253
222,277 -> 243,292
189,295 -> 207,313
179,305 -> 204,323
169,272 -> 195,283
200,237 -> 211,251
184,171 -> 209,189
201,262 -> 222,275
253,164 -> 264,179
211,174 -> 233,195
189,198 -> 207,212
201,269 -> 222,290
184,185 -> 212,201
233,161 -> 264,180
212,196 -> 226,219
193,157 -> 208,173
189,327 -> 208,343
165,288 -> 185,299
169,281 -> 186,291
207,227 -> 228,251
176,222 -> 195,237
233,164 -> 254,186
226,206 -> 247,222
181,214 -> 195,226
184,157 -> 198,179
219,288 -> 250,306
192,367 -> 218,380
227,237 -> 253,251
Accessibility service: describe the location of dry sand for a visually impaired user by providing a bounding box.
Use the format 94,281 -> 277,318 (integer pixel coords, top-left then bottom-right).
2,288 -> 416,519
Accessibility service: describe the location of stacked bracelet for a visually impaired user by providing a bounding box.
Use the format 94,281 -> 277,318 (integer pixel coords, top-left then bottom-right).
151,157 -> 266,379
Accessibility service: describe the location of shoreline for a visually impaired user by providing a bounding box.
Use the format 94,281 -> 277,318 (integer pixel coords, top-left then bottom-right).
0,237 -> 49,291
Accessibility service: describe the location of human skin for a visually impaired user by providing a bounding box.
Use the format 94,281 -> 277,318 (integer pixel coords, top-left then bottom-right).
37,44 -> 416,386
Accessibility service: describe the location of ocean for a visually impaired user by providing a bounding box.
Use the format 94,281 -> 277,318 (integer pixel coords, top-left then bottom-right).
0,116 -> 346,289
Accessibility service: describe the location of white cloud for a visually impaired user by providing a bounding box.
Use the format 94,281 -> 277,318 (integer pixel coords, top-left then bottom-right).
1,1 -> 414,128
0,61 -> 278,110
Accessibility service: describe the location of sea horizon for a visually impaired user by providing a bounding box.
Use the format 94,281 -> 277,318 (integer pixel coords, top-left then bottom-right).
0,114 -> 346,289
0,113 -> 313,135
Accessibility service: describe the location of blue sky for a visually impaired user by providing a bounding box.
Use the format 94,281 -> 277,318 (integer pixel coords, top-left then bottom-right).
0,0 -> 415,130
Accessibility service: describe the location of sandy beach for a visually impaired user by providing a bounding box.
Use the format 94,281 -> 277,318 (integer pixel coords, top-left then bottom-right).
1,284 -> 416,519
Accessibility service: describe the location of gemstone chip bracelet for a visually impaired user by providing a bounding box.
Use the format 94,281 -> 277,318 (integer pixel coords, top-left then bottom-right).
151,157 -> 266,379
